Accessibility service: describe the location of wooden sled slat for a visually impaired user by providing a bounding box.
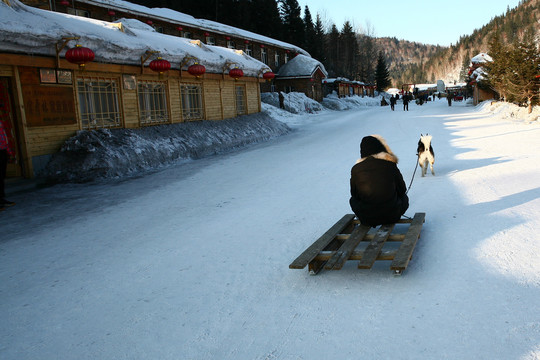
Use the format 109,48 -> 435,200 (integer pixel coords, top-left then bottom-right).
315,249 -> 397,261
289,213 -> 425,275
325,224 -> 371,270
390,212 -> 426,274
289,214 -> 355,269
358,223 -> 395,269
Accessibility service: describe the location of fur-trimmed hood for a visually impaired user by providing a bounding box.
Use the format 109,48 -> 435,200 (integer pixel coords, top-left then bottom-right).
356,134 -> 399,164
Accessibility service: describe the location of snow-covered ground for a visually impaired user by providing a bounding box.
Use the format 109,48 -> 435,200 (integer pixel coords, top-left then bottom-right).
1,95 -> 539,360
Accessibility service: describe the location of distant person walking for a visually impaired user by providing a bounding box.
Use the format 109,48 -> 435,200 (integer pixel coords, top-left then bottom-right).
403,93 -> 410,111
390,95 -> 396,111
447,93 -> 453,106
279,91 -> 285,109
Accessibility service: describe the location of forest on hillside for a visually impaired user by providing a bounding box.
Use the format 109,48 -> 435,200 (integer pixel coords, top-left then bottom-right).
129,0 -> 539,88
423,0 -> 539,85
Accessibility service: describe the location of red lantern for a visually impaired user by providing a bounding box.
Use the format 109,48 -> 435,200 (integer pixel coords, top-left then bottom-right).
262,71 -> 275,81
177,26 -> 183,31
244,40 -> 250,44
149,57 -> 171,74
225,36 -> 231,40
60,0 -> 70,6
187,63 -> 206,78
146,20 -> 153,25
229,68 -> 244,80
204,32 -> 210,37
65,45 -> 95,67
108,10 -> 116,16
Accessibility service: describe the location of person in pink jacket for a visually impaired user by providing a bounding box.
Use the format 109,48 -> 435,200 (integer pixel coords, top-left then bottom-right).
0,120 -> 15,210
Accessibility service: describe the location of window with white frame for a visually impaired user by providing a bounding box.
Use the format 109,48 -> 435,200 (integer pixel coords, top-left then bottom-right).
77,77 -> 121,129
274,52 -> 280,67
235,85 -> 247,116
227,40 -> 236,49
260,48 -> 268,64
183,32 -> 192,39
206,36 -> 215,45
245,44 -> 252,56
137,80 -> 169,125
285,53 -> 289,63
180,83 -> 204,120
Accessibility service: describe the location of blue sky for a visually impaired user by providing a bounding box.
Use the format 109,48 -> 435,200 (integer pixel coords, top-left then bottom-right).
298,0 -> 523,46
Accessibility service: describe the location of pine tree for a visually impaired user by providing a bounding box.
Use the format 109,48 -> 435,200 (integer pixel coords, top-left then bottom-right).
325,24 -> 340,77
504,31 -> 539,113
253,0 -> 283,39
311,14 -> 326,63
459,54 -> 471,82
357,34 -> 377,84
375,51 -> 391,91
303,6 -> 316,57
484,31 -> 509,100
279,0 -> 305,47
340,21 -> 358,80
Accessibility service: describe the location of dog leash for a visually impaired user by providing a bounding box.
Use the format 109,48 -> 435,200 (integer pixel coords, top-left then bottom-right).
401,156 -> 420,221
405,155 -> 419,195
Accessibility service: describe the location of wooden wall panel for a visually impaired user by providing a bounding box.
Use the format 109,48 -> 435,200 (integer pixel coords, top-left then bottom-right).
0,65 -> 13,77
122,88 -> 139,128
246,82 -> 260,114
26,125 -> 79,156
221,81 -> 236,120
203,80 -> 223,120
168,79 -> 182,123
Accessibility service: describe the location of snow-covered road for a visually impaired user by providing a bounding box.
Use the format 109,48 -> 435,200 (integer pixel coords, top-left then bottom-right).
1,99 -> 539,359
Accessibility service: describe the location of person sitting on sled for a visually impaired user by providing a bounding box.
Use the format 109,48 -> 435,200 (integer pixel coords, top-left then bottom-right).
349,135 -> 409,227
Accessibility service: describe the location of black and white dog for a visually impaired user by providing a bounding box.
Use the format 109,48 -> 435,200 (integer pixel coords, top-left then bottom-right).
417,134 -> 435,176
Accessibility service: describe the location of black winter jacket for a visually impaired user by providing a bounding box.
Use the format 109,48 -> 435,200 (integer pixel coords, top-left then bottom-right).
349,140 -> 409,226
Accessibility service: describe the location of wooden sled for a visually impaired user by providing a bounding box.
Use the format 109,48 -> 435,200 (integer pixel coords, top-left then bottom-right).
289,212 -> 425,275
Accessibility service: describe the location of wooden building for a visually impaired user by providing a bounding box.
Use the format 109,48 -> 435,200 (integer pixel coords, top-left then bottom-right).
468,53 -> 498,105
0,0 -> 271,178
322,78 -> 372,98
274,55 -> 327,102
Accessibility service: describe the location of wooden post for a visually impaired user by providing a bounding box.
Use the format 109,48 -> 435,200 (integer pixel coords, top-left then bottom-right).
12,66 -> 32,178
55,37 -> 79,69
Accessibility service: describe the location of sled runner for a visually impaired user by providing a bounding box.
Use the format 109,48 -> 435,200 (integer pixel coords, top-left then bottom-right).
289,212 -> 425,275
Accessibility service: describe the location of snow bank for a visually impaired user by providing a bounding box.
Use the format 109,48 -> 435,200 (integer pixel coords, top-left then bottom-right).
477,100 -> 540,123
321,92 -> 380,110
260,91 -> 324,114
41,113 -> 290,183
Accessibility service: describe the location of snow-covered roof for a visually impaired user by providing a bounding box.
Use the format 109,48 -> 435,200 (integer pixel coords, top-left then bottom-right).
472,67 -> 488,81
77,0 -> 309,56
276,54 -> 327,78
471,52 -> 493,64
323,77 -> 365,85
415,83 -> 437,91
0,0 -> 273,76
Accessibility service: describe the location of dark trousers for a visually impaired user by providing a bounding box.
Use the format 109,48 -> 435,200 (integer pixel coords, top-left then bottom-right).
0,149 -> 7,198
